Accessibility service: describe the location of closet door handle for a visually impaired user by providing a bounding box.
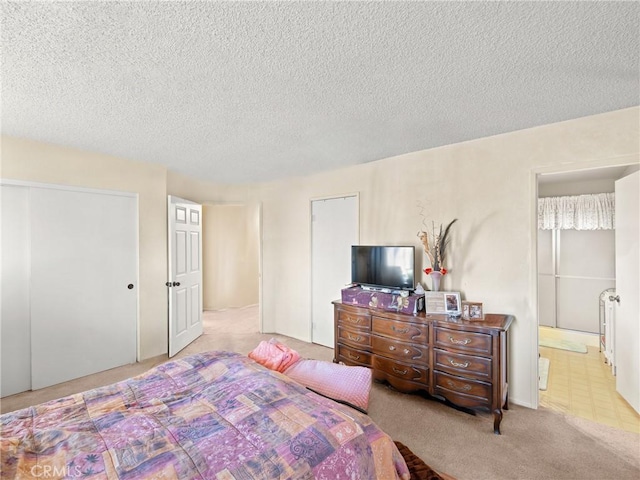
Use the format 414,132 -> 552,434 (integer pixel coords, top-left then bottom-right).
173,282 -> 181,287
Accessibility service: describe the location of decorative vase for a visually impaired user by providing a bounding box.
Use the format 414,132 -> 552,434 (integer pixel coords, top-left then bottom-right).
429,270 -> 443,292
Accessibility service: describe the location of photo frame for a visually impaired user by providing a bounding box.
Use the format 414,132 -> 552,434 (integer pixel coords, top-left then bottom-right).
425,291 -> 462,315
462,301 -> 484,321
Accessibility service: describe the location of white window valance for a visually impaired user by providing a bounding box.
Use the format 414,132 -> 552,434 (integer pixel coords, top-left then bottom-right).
538,193 -> 615,230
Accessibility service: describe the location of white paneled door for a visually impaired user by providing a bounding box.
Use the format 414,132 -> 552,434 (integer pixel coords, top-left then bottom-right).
614,171 -> 639,414
168,196 -> 203,357
311,195 -> 359,347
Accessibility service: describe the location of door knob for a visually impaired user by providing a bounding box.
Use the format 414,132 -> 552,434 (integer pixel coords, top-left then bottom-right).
609,295 -> 620,304
173,282 -> 181,287
165,282 -> 172,287
127,284 -> 134,290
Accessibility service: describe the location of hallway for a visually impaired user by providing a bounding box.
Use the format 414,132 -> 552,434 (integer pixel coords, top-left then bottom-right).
539,327 -> 639,434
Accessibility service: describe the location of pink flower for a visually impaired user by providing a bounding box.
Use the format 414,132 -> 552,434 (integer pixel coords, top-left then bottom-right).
424,267 -> 447,276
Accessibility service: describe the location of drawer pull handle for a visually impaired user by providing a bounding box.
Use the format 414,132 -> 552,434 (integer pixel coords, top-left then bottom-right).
348,317 -> 361,324
447,380 -> 472,392
392,325 -> 409,334
349,353 -> 361,360
449,336 -> 471,345
393,367 -> 408,375
449,359 -> 469,368
347,334 -> 362,342
403,348 -> 410,354
388,345 -> 396,351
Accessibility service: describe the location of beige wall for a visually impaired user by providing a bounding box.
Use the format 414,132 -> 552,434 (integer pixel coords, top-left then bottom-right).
3,107 -> 638,409
202,204 -> 259,310
0,136 -> 169,360
166,170 -> 249,205
538,178 -> 615,197
250,107 -> 640,409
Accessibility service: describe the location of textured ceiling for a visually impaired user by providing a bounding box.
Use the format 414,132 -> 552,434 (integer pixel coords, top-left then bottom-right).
2,1 -> 639,184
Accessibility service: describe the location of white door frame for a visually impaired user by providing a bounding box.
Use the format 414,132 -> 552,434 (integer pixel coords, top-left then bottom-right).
531,155 -> 638,409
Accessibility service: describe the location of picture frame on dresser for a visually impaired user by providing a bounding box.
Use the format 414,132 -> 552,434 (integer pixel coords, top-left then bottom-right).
462,301 -> 484,320
425,291 -> 461,315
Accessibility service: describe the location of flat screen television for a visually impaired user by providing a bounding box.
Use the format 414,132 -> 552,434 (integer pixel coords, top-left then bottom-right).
351,245 -> 415,291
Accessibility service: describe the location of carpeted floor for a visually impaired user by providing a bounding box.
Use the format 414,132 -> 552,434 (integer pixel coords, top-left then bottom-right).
2,306 -> 639,480
395,441 -> 454,480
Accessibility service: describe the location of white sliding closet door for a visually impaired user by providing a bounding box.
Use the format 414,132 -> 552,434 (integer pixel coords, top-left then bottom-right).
537,229 -> 556,328
556,229 -> 615,333
1,185 -> 32,396
538,227 -> 615,334
30,187 -> 137,389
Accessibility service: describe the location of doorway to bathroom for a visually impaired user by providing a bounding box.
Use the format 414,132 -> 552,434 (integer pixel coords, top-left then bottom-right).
536,164 -> 639,432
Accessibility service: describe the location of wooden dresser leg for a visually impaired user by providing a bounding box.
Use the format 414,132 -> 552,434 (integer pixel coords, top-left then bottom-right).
493,409 -> 503,435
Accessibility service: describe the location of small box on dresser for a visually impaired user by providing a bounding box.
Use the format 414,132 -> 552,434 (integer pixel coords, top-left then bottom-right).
341,286 -> 424,314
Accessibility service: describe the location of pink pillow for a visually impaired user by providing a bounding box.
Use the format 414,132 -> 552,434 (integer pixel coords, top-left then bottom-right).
284,359 -> 372,412
248,339 -> 301,373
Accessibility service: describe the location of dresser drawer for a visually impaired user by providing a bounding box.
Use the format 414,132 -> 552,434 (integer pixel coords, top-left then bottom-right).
338,327 -> 371,348
434,349 -> 492,382
372,317 -> 428,343
434,371 -> 491,407
373,356 -> 428,384
337,344 -> 371,367
372,335 -> 428,365
434,327 -> 492,356
337,309 -> 371,331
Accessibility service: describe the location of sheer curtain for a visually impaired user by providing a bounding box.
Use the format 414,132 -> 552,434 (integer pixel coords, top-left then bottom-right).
538,192 -> 615,230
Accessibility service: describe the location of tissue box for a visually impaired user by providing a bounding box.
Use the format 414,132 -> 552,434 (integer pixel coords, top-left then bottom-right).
341,286 -> 424,314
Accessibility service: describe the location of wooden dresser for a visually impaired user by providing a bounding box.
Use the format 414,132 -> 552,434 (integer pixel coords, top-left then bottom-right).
333,301 -> 513,434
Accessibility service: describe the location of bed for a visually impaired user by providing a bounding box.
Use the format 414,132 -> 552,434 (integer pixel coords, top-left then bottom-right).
0,351 -> 410,479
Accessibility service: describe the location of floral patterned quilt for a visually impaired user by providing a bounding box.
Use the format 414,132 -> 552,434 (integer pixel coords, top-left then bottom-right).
1,351 -> 409,479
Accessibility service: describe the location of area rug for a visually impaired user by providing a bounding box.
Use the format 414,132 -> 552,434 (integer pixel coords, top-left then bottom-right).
539,357 -> 550,391
539,338 -> 587,353
394,441 -> 454,480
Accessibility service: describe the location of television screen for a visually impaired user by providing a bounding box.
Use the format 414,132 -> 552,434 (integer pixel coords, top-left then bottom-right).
351,245 -> 415,291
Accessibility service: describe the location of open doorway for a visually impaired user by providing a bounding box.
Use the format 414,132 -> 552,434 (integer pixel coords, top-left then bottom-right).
201,203 -> 262,333
536,164 -> 639,432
